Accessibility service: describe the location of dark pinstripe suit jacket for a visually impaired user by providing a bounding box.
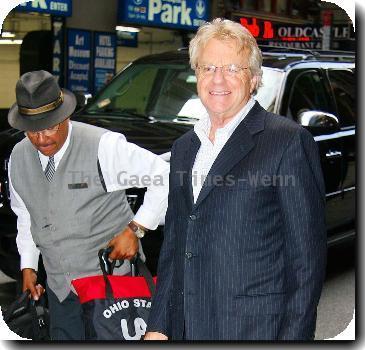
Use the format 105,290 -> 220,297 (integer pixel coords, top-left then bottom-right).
147,102 -> 327,340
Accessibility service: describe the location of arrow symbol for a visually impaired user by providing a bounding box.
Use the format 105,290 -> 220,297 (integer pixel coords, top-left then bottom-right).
196,0 -> 205,17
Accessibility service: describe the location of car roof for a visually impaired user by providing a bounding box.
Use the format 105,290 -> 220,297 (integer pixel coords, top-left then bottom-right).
134,46 -> 355,70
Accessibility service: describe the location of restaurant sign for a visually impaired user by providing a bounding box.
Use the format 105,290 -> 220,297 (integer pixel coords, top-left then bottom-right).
238,17 -> 354,50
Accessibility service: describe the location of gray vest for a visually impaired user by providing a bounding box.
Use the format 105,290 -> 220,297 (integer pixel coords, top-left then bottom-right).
11,121 -> 139,302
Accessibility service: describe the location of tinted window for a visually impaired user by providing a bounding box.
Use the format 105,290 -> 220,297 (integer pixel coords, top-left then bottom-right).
327,69 -> 355,127
86,63 -> 198,119
287,70 -> 331,120
85,63 -> 283,121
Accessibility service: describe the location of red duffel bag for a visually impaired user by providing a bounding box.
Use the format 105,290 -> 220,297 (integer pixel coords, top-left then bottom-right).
72,248 -> 156,340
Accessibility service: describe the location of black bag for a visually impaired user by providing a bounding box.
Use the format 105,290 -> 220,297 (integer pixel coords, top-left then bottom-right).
71,248 -> 156,340
2,290 -> 50,340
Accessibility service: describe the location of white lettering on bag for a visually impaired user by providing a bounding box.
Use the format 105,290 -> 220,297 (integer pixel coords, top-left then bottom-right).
103,301 -> 130,318
120,318 -> 147,340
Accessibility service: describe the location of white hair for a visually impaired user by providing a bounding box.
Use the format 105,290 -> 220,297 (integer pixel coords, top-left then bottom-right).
189,18 -> 263,93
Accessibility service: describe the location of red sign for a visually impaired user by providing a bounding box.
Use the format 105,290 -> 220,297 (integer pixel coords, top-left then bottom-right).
322,10 -> 333,26
240,17 -> 274,39
236,16 -> 354,50
239,17 -> 317,42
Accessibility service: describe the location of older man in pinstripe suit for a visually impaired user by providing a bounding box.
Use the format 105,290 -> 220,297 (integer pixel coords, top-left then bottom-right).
145,18 -> 327,341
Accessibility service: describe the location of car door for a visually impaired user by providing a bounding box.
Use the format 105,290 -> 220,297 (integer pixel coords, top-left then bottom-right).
326,67 -> 356,236
280,67 -> 345,238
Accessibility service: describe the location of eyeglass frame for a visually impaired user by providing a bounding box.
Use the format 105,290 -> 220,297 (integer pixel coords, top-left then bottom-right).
195,64 -> 249,77
24,123 -> 61,138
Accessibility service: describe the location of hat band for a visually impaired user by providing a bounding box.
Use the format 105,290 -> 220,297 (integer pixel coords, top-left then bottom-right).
18,91 -> 64,116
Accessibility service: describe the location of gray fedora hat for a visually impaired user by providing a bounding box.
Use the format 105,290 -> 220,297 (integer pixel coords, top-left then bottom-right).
8,70 -> 77,132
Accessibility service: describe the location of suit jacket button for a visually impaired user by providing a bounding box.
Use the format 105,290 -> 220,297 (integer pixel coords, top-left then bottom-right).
185,252 -> 193,259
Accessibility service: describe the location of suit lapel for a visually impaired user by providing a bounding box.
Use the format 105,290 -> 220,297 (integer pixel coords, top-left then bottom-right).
194,102 -> 267,209
182,132 -> 201,208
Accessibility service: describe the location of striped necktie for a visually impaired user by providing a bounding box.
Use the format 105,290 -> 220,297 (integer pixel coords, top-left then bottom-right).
44,156 -> 55,182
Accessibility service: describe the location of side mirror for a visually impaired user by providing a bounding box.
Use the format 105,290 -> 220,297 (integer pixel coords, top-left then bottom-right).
297,110 -> 340,135
74,92 -> 92,111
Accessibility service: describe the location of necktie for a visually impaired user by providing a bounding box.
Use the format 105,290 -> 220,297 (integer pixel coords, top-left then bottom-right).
44,156 -> 55,182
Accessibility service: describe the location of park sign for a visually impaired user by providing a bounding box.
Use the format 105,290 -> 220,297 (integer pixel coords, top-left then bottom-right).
16,0 -> 72,17
118,0 -> 209,30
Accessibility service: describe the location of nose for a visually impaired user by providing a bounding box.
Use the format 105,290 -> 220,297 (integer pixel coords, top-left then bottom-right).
37,133 -> 47,141
35,133 -> 50,144
212,67 -> 225,83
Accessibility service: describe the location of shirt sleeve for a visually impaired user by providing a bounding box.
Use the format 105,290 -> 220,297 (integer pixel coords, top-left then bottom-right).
98,131 -> 170,230
8,156 -> 40,271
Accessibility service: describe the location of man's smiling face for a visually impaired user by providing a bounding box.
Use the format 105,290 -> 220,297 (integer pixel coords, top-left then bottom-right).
196,38 -> 256,122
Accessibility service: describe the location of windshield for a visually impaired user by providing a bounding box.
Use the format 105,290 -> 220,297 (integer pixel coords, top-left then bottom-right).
85,63 -> 284,120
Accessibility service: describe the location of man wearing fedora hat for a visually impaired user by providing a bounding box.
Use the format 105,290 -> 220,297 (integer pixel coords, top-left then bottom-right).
7,70 -> 169,340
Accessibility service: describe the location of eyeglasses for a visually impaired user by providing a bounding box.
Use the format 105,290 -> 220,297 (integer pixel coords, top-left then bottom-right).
25,123 -> 60,138
196,64 -> 249,77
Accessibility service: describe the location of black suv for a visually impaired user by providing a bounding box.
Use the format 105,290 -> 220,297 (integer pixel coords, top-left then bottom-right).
0,47 -> 355,279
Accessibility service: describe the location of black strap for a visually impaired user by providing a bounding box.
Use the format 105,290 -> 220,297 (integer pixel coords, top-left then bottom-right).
98,247 -> 116,275
29,297 -> 49,340
30,300 -> 41,339
98,247 -> 116,299
97,159 -> 107,192
131,255 -> 156,296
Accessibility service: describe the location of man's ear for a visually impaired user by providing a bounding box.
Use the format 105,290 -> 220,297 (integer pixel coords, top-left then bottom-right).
249,76 -> 258,94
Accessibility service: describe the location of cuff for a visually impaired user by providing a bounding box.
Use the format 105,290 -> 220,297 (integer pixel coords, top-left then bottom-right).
20,251 -> 40,271
133,206 -> 162,231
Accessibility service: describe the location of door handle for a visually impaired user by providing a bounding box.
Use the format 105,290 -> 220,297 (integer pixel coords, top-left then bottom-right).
326,150 -> 342,159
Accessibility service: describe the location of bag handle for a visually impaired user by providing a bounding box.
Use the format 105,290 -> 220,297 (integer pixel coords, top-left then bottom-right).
130,254 -> 156,296
98,247 -> 115,299
98,248 -> 156,299
30,298 -> 49,340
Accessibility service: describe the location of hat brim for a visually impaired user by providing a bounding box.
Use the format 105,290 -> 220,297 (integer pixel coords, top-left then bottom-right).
8,88 -> 77,132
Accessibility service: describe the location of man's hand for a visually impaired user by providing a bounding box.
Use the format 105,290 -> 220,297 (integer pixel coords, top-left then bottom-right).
144,331 -> 168,340
107,226 -> 139,260
22,268 -> 44,301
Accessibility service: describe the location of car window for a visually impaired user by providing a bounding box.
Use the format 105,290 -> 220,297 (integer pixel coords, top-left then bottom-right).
85,62 -> 283,121
86,64 -> 161,116
148,68 -> 198,118
286,70 -> 331,120
327,69 -> 355,127
86,63 -> 198,119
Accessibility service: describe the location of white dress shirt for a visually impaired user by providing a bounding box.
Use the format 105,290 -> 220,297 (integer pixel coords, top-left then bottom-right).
9,121 -> 169,270
192,98 -> 255,202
